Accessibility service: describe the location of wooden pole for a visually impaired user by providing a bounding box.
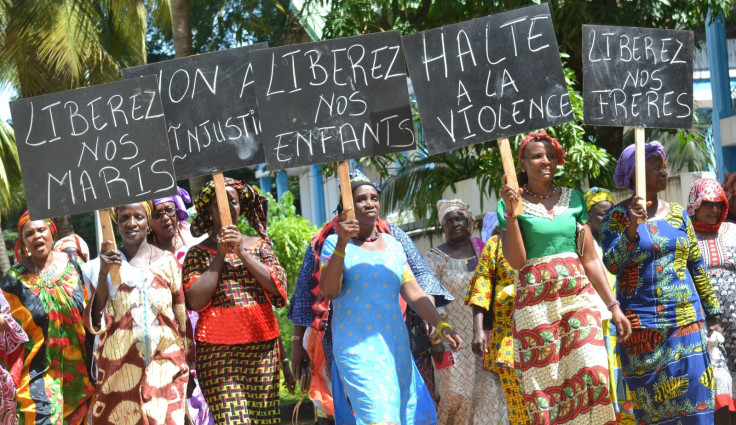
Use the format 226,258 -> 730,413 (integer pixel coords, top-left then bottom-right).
337,161 -> 355,219
498,138 -> 524,217
634,127 -> 646,224
212,172 -> 232,227
97,208 -> 122,286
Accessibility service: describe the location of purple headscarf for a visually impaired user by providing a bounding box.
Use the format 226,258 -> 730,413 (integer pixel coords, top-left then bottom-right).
153,186 -> 191,222
613,141 -> 666,190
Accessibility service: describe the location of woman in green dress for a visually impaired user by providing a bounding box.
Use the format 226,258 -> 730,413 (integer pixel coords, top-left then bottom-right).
498,130 -> 631,424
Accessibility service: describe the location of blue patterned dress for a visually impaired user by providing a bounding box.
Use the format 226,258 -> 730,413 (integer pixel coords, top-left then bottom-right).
601,202 -> 722,424
321,234 -> 436,425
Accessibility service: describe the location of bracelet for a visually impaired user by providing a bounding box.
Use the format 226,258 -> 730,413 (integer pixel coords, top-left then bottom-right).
606,299 -> 620,311
436,320 -> 453,337
503,211 -> 514,218
333,249 -> 346,258
290,336 -> 303,341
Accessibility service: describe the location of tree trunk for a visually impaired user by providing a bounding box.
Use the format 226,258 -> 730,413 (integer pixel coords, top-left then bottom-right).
0,217 -> 12,276
169,0 -> 201,194
170,0 -> 193,58
52,215 -> 75,238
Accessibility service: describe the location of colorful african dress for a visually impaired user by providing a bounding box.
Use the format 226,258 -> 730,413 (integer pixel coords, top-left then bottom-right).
426,242 -> 508,425
0,254 -> 95,425
497,187 -> 616,425
182,239 -> 287,425
466,234 -> 530,424
601,202 -> 722,424
695,221 -> 736,414
82,252 -> 193,425
321,234 -> 436,425
0,290 -> 28,425
593,243 -> 636,425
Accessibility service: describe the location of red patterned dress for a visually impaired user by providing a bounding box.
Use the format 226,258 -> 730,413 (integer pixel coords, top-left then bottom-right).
497,187 -> 616,424
182,239 -> 287,425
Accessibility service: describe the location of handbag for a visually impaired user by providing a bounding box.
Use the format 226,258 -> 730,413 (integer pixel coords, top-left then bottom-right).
576,223 -> 586,257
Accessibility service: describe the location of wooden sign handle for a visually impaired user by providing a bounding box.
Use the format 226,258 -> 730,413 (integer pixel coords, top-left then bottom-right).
337,161 -> 355,219
213,172 -> 233,228
97,208 -> 122,286
498,138 -> 524,217
634,127 -> 646,225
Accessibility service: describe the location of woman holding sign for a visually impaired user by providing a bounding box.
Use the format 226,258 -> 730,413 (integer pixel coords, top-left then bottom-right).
498,130 -> 631,424
183,178 -> 287,425
0,212 -> 95,425
83,201 -> 193,425
319,171 -> 463,425
600,143 -> 721,424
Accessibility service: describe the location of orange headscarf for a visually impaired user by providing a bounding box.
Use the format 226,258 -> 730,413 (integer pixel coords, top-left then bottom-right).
518,130 -> 565,166
14,210 -> 58,262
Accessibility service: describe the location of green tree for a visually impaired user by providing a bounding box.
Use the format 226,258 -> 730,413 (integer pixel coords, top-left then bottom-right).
310,0 -> 730,225
0,121 -> 24,275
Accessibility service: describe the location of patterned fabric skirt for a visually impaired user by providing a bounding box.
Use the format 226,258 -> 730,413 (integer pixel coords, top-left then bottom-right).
603,320 -> 635,424
514,253 -> 616,425
618,322 -> 714,425
197,339 -> 280,425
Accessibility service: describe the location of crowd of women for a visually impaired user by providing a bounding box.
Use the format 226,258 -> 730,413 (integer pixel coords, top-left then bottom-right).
0,129 -> 734,425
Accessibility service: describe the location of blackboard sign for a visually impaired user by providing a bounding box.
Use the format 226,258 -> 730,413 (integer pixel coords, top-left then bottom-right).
123,43 -> 268,179
251,32 -> 415,170
402,3 -> 571,155
10,76 -> 176,219
583,25 -> 694,129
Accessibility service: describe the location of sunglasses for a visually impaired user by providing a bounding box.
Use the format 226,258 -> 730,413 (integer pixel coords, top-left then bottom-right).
151,206 -> 178,220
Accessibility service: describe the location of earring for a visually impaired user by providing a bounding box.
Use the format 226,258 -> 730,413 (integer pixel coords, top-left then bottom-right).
147,227 -> 152,234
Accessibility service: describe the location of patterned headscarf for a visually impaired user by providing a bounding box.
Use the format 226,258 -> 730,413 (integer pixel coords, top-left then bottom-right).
583,187 -> 615,212
723,172 -> 736,201
190,177 -> 270,244
153,186 -> 192,222
518,130 -> 566,166
613,141 -> 666,190
110,201 -> 153,223
687,177 -> 729,233
53,234 -> 90,262
14,210 -> 58,262
437,199 -> 476,233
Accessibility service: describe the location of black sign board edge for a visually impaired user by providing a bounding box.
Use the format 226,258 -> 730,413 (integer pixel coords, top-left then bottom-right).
122,43 -> 270,179
10,75 -> 178,220
581,24 -> 694,130
251,31 -> 417,172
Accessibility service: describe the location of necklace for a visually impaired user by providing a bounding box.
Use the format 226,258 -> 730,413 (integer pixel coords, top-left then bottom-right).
524,184 -> 557,199
354,231 -> 379,242
31,256 -> 58,285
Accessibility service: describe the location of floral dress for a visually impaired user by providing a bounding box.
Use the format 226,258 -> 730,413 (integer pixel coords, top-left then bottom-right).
498,187 -> 616,425
0,255 -> 95,425
0,291 -> 28,425
695,221 -> 736,412
82,253 -> 193,425
466,234 -> 530,424
601,202 -> 721,424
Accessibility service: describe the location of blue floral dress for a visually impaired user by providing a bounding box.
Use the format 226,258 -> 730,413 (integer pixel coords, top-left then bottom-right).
321,234 -> 436,425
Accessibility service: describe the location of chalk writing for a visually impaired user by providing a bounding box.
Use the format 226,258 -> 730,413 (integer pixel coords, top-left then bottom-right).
123,43 -> 267,178
402,3 -> 572,155
582,25 -> 694,129
10,76 -> 176,219
251,31 -> 415,169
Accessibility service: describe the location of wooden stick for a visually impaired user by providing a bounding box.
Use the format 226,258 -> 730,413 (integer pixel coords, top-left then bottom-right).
97,208 -> 122,286
498,138 -> 524,217
337,161 -> 355,220
212,172 -> 233,227
634,127 -> 646,224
